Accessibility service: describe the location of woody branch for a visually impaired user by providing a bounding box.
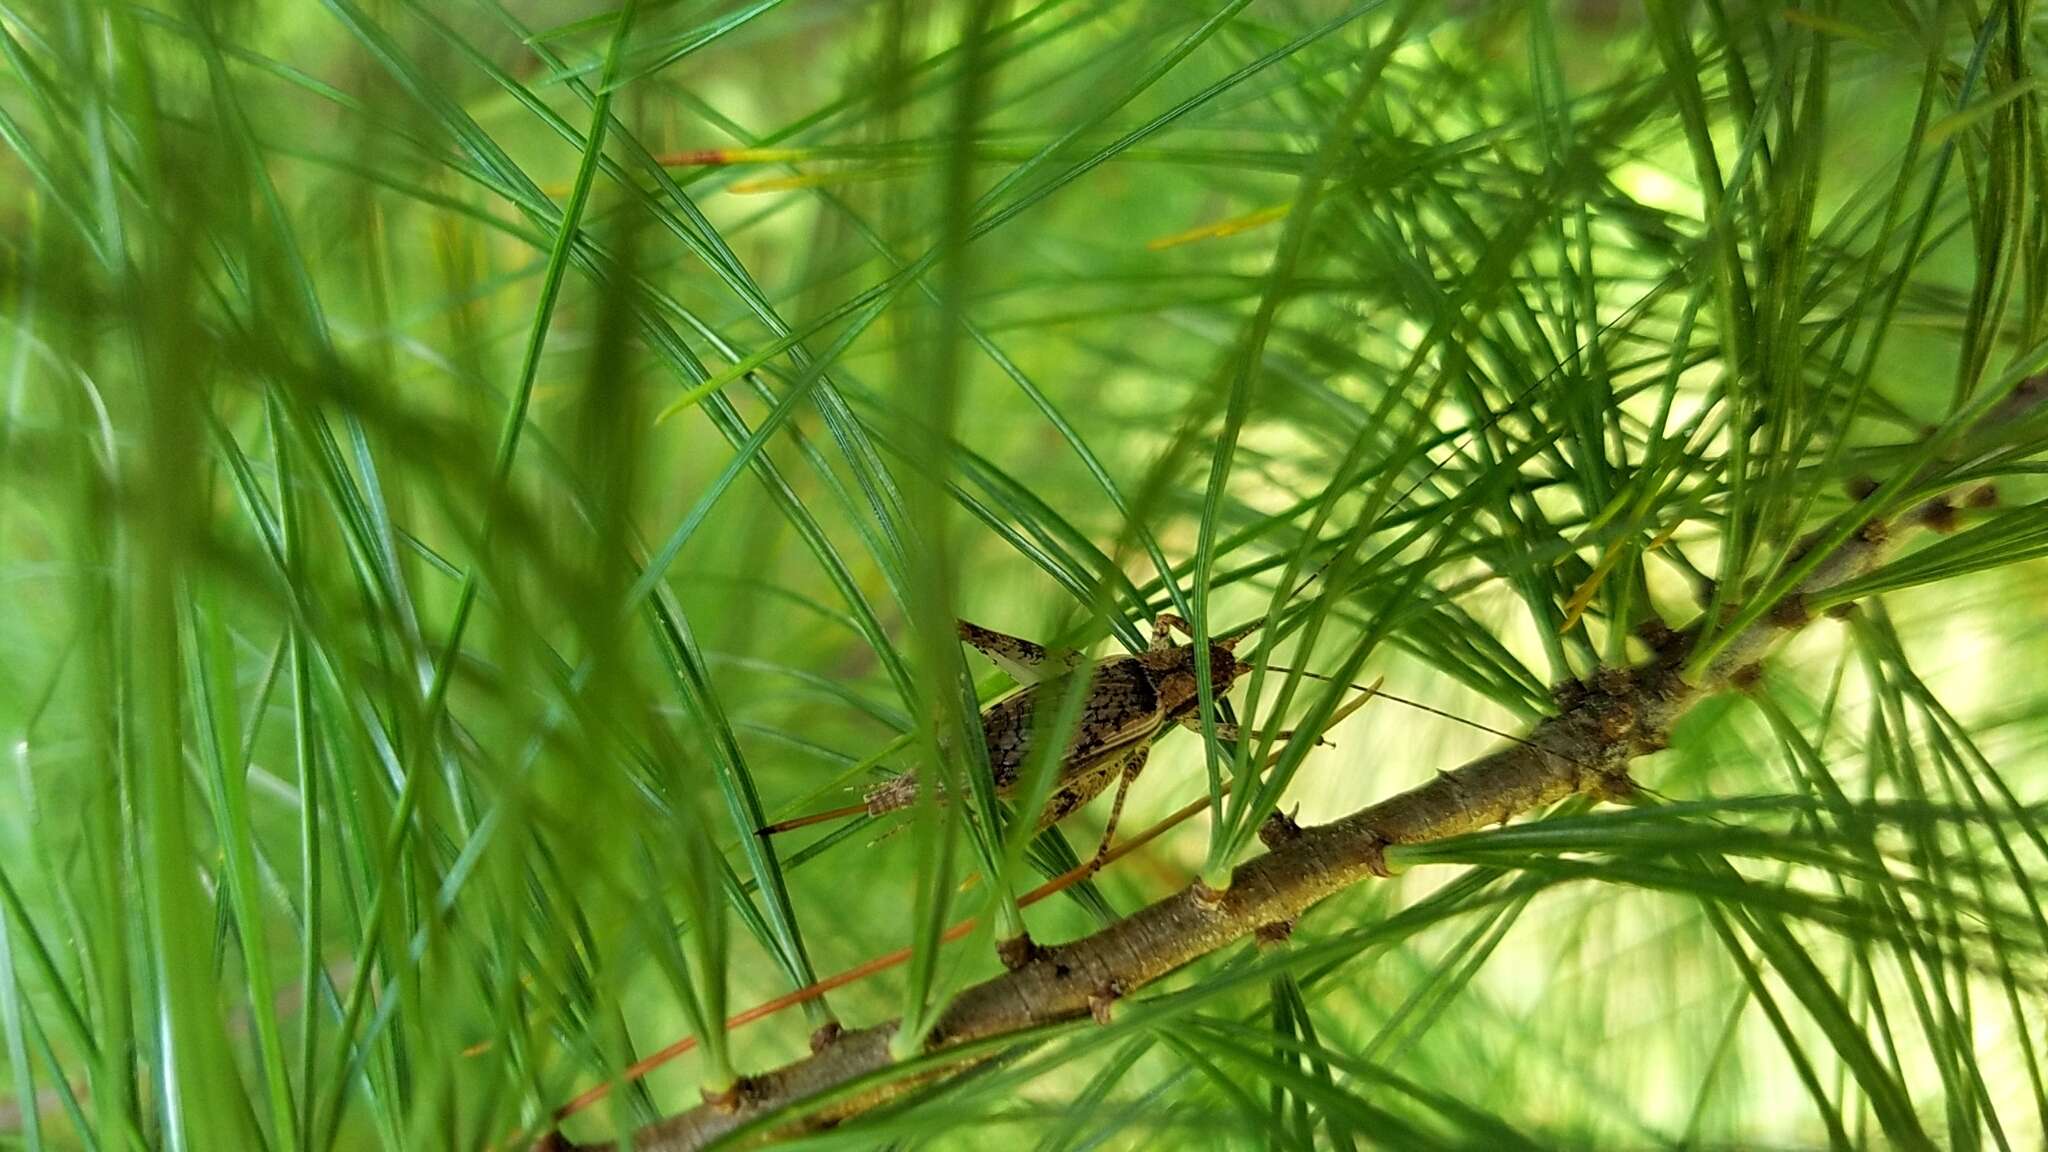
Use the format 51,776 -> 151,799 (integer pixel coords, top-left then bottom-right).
551,448 -> 2023,1152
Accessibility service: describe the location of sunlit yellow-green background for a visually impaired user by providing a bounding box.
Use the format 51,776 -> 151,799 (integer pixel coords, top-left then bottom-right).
1,1 -> 2043,1149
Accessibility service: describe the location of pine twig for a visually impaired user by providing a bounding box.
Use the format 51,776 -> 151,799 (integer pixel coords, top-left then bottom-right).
544,476 -> 2000,1152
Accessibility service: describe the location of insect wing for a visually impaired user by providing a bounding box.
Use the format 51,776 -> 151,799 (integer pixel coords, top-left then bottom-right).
1063,660 -> 1165,762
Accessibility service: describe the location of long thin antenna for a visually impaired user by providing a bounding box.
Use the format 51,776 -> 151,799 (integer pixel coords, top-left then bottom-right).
757,801 -> 866,837
1261,665 -> 1544,750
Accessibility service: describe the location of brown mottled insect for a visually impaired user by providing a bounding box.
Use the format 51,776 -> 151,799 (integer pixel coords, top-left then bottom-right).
760,612 -> 1291,864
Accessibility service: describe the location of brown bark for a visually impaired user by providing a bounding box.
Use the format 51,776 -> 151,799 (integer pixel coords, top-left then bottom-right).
552,496 -> 1957,1152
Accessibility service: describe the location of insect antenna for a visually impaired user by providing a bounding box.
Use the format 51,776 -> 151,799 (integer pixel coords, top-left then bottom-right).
1214,616 -> 1268,648
757,801 -> 867,837
1259,665 -> 1545,749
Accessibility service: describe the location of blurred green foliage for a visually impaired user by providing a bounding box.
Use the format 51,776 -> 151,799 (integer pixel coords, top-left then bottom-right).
0,1 -> 2045,1149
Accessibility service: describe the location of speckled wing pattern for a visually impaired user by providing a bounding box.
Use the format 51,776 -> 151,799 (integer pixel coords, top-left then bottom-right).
864,657 -> 1162,816
983,659 -> 1161,791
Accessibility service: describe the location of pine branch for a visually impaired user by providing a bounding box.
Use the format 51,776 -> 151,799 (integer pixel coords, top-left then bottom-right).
546,478 -> 2002,1152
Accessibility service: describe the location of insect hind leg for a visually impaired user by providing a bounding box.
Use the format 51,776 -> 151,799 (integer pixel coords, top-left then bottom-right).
1087,743 -> 1152,872
958,618 -> 1067,684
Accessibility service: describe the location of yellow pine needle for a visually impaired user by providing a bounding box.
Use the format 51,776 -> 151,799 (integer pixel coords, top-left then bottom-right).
654,363 -> 743,423
729,173 -> 825,193
1777,9 -> 1883,47
1558,538 -> 1630,636
730,167 -> 911,193
1146,204 -> 1289,251
1558,521 -> 1684,635
538,147 -> 824,197
655,146 -> 811,166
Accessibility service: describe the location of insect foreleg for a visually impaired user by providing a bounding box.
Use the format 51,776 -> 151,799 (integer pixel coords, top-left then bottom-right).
1148,613 -> 1191,651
